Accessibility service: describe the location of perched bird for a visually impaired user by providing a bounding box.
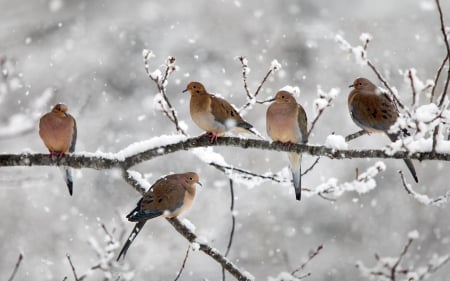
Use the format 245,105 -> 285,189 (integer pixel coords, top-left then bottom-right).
348,77 -> 418,183
117,172 -> 201,261
266,91 -> 308,200
39,103 -> 77,195
183,81 -> 262,142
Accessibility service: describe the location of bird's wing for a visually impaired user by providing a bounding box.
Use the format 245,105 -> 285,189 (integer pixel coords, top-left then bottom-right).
350,92 -> 398,132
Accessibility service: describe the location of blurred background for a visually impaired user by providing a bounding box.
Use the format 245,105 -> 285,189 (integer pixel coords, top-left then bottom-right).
1,0 -> 449,280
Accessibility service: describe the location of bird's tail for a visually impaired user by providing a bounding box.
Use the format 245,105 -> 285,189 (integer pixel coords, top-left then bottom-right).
117,221 -> 146,261
59,167 -> 73,196
288,152 -> 302,201
387,133 -> 418,183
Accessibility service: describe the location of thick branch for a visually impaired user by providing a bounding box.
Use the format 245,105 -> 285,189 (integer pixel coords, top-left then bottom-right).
1,137 -> 450,171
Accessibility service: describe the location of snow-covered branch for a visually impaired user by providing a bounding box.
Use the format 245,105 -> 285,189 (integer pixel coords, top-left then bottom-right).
1,136 -> 450,172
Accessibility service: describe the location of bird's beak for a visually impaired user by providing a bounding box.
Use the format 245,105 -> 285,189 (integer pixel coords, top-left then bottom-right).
348,84 -> 355,88
182,88 -> 188,93
267,97 -> 276,102
197,181 -> 203,187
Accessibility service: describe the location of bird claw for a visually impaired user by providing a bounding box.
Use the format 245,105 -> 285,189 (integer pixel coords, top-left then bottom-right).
49,151 -> 66,158
198,132 -> 219,143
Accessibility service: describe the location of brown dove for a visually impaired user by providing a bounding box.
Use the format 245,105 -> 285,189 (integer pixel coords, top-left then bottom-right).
183,81 -> 262,142
117,172 -> 201,261
348,77 -> 418,183
39,103 -> 77,195
266,91 -> 308,200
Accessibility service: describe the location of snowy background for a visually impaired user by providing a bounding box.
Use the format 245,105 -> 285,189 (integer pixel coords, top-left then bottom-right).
1,0 -> 450,280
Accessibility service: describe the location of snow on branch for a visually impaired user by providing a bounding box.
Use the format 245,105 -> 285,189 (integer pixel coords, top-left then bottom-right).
304,162 -> 385,199
2,137 -> 450,172
399,170 -> 450,206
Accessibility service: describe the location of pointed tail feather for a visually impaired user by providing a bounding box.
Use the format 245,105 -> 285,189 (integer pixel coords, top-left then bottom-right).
288,153 -> 302,201
59,167 -> 73,196
117,221 -> 146,261
403,159 -> 418,183
386,133 -> 418,183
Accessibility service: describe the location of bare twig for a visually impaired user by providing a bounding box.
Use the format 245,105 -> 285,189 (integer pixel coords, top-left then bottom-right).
345,130 -> 368,142
209,162 -> 290,184
430,54 -> 449,103
390,238 -> 414,281
222,179 -> 236,281
174,245 -> 191,281
435,0 -> 450,107
66,255 -> 79,281
7,253 -> 23,281
418,255 -> 450,280
167,218 -> 253,281
407,69 -> 417,106
302,157 -> 321,176
291,245 -> 324,277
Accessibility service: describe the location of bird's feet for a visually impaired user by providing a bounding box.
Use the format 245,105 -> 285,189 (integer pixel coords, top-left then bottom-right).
49,151 -> 66,158
198,132 -> 219,143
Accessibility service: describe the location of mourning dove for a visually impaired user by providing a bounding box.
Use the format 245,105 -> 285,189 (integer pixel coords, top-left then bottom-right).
39,103 -> 77,195
266,91 -> 308,200
117,172 -> 201,261
183,81 -> 263,142
348,77 -> 418,183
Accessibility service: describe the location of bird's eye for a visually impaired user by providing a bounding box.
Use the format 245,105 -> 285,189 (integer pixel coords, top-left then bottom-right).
193,85 -> 196,88
189,177 -> 193,180
281,95 -> 285,99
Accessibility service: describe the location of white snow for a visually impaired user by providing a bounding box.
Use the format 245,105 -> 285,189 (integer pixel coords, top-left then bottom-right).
117,134 -> 188,158
127,170 -> 152,190
408,230 -> 420,239
325,134 -> 348,150
359,32 -> 373,43
270,59 -> 282,71
279,85 -> 300,96
181,218 -> 196,232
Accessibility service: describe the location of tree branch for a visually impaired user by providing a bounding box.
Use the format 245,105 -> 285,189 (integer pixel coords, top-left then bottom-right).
1,136 -> 450,172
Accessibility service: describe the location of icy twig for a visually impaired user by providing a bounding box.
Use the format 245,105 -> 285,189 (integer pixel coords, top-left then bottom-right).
306,87 -> 339,140
238,57 -> 281,112
143,51 -> 185,134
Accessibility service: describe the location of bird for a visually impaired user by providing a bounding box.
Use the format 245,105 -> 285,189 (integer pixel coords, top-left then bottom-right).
348,77 -> 418,183
266,91 -> 308,200
117,172 -> 201,261
39,103 -> 77,195
183,81 -> 263,143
